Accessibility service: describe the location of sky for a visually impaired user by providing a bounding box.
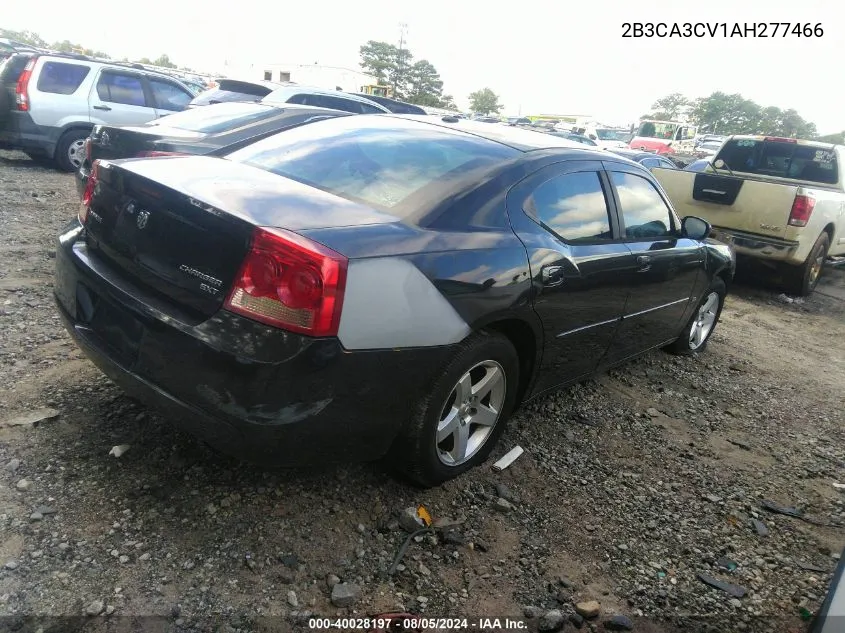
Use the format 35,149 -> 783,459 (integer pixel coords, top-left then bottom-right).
4,0 -> 842,132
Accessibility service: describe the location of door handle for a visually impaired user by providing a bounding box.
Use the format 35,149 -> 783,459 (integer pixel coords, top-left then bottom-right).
541,265 -> 565,286
636,255 -> 651,272
93,105 -> 112,111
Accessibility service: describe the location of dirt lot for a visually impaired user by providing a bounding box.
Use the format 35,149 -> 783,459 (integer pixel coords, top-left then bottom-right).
1,149 -> 844,633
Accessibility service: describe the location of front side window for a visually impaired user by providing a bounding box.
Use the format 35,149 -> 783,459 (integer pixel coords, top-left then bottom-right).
36,61 -> 90,95
96,72 -> 146,107
525,171 -> 613,243
611,171 -> 675,239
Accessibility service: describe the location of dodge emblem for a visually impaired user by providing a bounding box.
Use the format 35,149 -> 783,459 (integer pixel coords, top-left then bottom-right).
137,210 -> 150,229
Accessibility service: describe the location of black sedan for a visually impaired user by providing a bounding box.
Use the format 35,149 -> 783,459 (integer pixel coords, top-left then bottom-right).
57,115 -> 734,486
75,102 -> 349,198
607,148 -> 679,170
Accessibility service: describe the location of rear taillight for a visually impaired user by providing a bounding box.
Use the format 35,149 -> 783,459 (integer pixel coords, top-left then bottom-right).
788,193 -> 816,227
15,58 -> 36,111
83,137 -> 92,162
135,151 -> 189,158
79,160 -> 100,224
224,227 -> 348,337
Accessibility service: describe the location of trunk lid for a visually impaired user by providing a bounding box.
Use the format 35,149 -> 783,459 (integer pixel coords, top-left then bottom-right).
84,156 -> 397,318
90,125 -> 205,162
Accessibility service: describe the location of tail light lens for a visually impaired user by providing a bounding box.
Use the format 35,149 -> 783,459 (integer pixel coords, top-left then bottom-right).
79,160 -> 100,224
135,151 -> 190,157
788,194 -> 816,227
15,58 -> 36,111
224,227 -> 348,337
84,137 -> 92,162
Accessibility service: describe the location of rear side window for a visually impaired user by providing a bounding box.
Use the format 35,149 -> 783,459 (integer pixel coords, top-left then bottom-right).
96,72 -> 146,107
525,171 -> 613,243
36,61 -> 90,95
149,79 -> 192,112
717,139 -> 839,185
289,93 -> 369,113
190,81 -> 271,106
227,116 -> 518,212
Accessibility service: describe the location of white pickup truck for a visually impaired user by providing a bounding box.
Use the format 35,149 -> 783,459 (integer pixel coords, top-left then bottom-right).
653,135 -> 845,295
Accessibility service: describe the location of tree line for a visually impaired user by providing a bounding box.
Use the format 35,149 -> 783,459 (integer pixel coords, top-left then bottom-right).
1,28 -> 185,70
358,40 -> 505,114
644,92 -> 820,139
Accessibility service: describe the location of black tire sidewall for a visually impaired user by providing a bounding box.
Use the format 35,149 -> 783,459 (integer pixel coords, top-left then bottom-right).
397,333 -> 520,487
55,129 -> 90,172
801,233 -> 830,295
673,278 -> 726,354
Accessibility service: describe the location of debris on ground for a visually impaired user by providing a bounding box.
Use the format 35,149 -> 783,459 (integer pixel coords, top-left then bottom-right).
0,407 -> 59,428
492,445 -> 523,471
574,600 -> 601,619
108,444 -> 131,458
697,573 -> 747,598
605,614 -> 635,631
330,582 -> 361,608
752,519 -> 769,536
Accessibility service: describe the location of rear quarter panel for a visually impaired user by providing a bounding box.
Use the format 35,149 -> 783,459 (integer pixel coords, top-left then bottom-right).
28,58 -> 94,129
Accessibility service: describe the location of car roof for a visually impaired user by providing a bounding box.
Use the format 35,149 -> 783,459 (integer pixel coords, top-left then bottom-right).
218,78 -> 292,90
393,115 -> 596,152
261,86 -> 389,110
607,148 -> 665,161
31,53 -> 193,86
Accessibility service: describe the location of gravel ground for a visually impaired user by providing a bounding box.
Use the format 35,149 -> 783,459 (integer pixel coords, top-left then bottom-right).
1,149 -> 844,633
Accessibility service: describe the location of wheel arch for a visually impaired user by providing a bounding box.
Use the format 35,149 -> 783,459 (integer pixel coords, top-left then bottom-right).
476,313 -> 543,407
51,123 -> 94,159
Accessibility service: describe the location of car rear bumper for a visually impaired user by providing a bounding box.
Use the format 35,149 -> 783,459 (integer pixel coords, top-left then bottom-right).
0,111 -> 59,157
54,220 -> 453,466
710,226 -> 800,263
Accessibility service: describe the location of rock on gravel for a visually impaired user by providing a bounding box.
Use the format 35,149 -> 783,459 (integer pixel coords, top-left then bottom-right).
330,583 -> 361,608
538,609 -> 565,632
605,614 -> 635,630
15,479 -> 32,491
575,600 -> 601,619
85,599 -> 104,616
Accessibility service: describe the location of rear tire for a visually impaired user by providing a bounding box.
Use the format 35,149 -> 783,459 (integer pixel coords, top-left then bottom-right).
54,129 -> 90,173
783,232 -> 829,297
389,332 -> 519,487
666,278 -> 726,356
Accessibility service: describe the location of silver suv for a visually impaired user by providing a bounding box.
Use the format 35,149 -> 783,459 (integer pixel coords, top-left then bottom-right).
260,86 -> 390,114
0,53 -> 195,171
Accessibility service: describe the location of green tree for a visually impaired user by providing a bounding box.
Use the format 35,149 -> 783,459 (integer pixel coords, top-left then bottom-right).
405,60 -> 444,107
0,28 -> 47,47
153,54 -> 176,68
468,88 -> 502,115
50,39 -> 110,58
644,92 -> 689,120
817,131 -> 845,144
359,40 -> 398,84
684,91 -> 817,137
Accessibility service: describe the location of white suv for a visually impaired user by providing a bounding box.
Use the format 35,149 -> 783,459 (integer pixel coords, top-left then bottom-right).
0,53 -> 195,171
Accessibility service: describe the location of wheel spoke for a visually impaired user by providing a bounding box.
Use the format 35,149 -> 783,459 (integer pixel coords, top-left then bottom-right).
473,403 -> 499,427
472,365 -> 502,400
437,407 -> 460,443
455,373 -> 472,402
451,422 -> 470,462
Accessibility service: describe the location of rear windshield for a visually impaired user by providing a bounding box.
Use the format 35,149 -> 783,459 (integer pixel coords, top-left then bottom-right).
152,102 -> 279,133
190,81 -> 272,106
0,54 -> 33,83
226,116 -> 518,212
717,139 -> 839,185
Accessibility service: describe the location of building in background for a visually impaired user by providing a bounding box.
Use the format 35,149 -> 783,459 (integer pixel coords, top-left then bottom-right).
227,62 -> 377,93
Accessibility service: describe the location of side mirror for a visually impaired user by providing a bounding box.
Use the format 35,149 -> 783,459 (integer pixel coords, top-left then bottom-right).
682,216 -> 711,240
713,159 -> 725,169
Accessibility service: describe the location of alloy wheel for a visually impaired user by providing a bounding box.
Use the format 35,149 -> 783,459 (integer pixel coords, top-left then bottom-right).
689,291 -> 720,350
436,360 -> 506,466
67,139 -> 86,169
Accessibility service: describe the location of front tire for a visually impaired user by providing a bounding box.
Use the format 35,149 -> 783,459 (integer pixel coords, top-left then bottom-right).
783,232 -> 829,297
389,332 -> 519,487
666,278 -> 726,355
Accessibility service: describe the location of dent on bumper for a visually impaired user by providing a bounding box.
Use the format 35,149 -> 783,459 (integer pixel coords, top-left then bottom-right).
54,223 -> 452,466
710,227 -> 799,262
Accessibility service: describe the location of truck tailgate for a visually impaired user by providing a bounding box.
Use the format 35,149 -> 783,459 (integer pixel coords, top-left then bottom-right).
654,168 -> 800,239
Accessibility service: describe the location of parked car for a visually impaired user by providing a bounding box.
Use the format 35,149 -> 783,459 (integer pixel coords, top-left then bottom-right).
348,92 -> 426,114
59,114 -> 733,486
654,135 -> 845,295
0,53 -> 195,171
74,101 -> 350,198
0,52 -> 36,128
549,131 -> 598,146
694,134 -> 726,157
0,38 -> 38,62
608,148 -> 679,170
684,158 -> 711,172
188,79 -> 288,107
260,86 -> 390,114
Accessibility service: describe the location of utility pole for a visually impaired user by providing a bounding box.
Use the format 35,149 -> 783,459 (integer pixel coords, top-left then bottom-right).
395,22 -> 408,96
